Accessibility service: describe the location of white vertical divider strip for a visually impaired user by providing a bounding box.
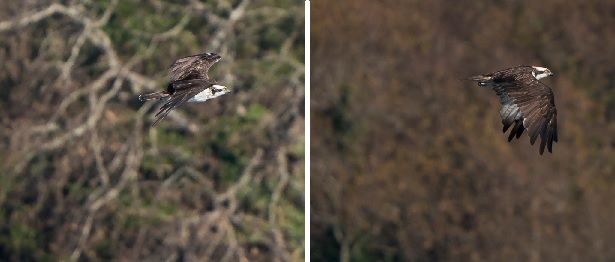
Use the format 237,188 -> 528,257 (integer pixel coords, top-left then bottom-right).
304,1 -> 311,261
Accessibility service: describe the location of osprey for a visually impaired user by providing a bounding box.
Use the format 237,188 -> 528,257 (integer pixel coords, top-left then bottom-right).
139,52 -> 231,125
468,65 -> 558,155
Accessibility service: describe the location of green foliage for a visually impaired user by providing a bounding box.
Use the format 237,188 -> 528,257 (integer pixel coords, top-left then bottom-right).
95,239 -> 113,260
8,223 -> 38,253
0,0 -> 303,260
245,103 -> 269,121
279,198 -> 304,250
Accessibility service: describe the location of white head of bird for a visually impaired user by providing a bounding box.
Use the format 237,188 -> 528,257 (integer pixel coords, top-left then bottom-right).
531,66 -> 554,80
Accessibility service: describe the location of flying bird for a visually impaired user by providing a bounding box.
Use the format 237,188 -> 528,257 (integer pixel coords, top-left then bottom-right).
139,52 -> 231,125
468,65 -> 558,155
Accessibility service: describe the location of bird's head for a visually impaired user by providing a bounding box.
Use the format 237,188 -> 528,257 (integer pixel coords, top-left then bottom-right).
198,52 -> 222,63
531,66 -> 554,80
211,84 -> 231,98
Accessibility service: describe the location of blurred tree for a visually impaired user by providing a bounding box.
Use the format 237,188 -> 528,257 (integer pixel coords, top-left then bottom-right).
312,0 -> 615,261
0,0 -> 303,261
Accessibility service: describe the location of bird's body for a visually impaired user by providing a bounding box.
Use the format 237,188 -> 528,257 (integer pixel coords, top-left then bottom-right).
188,84 -> 229,102
138,52 -> 231,125
468,65 -> 558,155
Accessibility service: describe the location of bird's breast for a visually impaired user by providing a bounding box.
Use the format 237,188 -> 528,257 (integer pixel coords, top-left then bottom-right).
188,89 -> 213,103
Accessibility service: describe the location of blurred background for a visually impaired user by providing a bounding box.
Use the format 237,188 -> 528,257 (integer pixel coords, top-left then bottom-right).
0,0 -> 303,261
312,0 -> 614,261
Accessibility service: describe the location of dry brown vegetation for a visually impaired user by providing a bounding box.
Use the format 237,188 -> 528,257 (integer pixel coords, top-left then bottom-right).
312,0 -> 615,261
0,0 -> 303,261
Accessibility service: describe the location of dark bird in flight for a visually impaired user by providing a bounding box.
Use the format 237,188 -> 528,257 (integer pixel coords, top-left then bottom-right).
468,65 -> 558,155
139,52 -> 231,125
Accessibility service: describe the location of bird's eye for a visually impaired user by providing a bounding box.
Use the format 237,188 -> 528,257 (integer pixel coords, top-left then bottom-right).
212,87 -> 224,94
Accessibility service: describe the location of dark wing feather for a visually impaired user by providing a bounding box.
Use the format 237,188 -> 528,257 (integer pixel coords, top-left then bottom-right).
492,72 -> 558,155
169,52 -> 221,81
515,122 -> 525,138
508,121 -> 523,142
152,79 -> 211,125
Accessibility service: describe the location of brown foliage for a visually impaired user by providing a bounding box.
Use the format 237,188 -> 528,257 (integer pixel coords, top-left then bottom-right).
312,0 -> 615,261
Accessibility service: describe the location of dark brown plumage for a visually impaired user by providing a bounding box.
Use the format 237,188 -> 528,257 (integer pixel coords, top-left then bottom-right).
169,52 -> 221,82
469,66 -> 558,155
151,79 -> 214,126
139,52 -> 227,125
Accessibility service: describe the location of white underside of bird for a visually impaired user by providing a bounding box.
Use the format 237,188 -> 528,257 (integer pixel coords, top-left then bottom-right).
188,84 -> 229,102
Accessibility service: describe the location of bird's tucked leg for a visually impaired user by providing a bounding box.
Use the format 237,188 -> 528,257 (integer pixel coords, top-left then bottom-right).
138,91 -> 170,101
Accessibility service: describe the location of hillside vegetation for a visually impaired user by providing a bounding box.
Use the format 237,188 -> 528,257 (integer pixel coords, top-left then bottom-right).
0,0 -> 304,260
312,1 -> 615,261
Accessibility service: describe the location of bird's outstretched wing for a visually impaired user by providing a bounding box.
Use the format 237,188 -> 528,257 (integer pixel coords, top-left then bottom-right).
169,52 -> 221,81
152,79 -> 211,125
494,73 -> 558,154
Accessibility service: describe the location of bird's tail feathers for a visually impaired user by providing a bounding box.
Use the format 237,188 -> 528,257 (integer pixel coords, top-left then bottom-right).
467,75 -> 492,82
465,75 -> 494,87
139,91 -> 169,101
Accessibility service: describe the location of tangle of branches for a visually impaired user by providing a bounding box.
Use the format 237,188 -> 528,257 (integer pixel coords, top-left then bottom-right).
0,0 -> 304,261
